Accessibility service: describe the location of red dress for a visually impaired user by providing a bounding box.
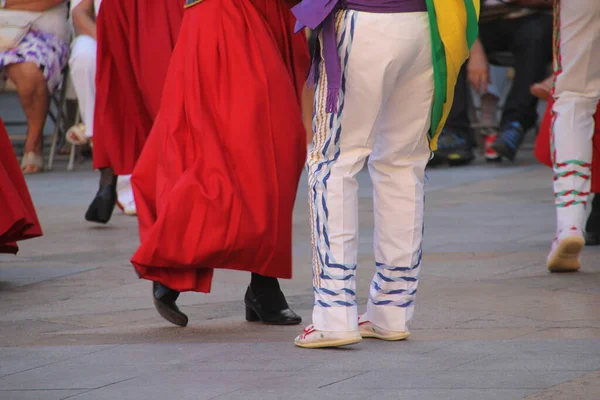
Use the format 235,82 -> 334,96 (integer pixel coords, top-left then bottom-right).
0,118 -> 43,254
92,0 -> 185,175
130,0 -> 310,293
534,97 -> 600,193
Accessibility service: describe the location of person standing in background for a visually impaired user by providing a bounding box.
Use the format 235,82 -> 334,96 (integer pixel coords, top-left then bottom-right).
546,0 -> 600,271
84,0 -> 184,224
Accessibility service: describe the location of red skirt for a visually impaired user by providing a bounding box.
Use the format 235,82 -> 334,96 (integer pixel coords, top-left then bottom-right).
92,0 -> 184,175
534,97 -> 600,193
0,118 -> 42,254
130,0 -> 310,293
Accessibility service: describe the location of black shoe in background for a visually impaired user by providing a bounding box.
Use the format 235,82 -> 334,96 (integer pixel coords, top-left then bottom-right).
432,127 -> 475,166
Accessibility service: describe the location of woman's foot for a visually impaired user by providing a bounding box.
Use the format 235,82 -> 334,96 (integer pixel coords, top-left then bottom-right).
153,282 -> 188,327
116,175 -> 137,216
85,168 -> 117,224
66,123 -> 90,146
244,274 -> 301,325
20,151 -> 44,174
294,325 -> 362,349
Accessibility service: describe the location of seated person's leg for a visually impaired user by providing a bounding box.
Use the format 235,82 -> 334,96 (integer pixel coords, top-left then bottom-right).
481,66 -> 508,126
485,14 -> 553,162
432,64 -> 475,166
1,29 -> 69,173
68,35 -> 98,143
479,66 -> 510,162
5,62 -> 50,174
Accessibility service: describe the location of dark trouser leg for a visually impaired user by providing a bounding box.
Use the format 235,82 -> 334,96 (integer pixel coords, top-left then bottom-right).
480,14 -> 553,131
586,195 -> 600,245
445,64 -> 473,142
432,64 -> 475,166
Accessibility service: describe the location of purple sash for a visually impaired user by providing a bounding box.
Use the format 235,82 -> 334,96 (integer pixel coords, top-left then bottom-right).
293,0 -> 427,112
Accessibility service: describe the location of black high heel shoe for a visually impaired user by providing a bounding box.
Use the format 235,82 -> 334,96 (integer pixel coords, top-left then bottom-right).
244,285 -> 301,325
85,184 -> 117,224
153,282 -> 188,327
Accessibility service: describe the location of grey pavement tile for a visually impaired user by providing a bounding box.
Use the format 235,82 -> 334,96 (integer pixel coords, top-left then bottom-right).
523,369 -> 600,400
66,369 -> 299,399
66,386 -> 235,400
63,343 -> 236,367
453,314 -> 556,330
450,340 -> 600,372
0,264 -> 98,288
404,303 -> 492,330
213,388 -> 383,400
447,339 -> 600,357
327,370 -> 590,390
0,320 -> 91,348
0,346 -> 115,378
0,390 -> 85,400
520,327 -> 600,340
243,371 -> 371,390
191,341 -> 444,371
0,361 -> 167,391
214,388 -> 539,400
299,340 -> 492,373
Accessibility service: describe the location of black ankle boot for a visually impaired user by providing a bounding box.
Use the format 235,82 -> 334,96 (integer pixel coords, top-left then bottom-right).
85,169 -> 117,224
152,282 -> 188,327
244,282 -> 301,326
585,195 -> 600,246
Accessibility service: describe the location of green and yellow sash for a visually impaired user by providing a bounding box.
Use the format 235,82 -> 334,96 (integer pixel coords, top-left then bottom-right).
426,0 -> 480,150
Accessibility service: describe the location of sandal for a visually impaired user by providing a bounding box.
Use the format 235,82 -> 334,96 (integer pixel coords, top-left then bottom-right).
65,124 -> 90,146
20,152 -> 44,175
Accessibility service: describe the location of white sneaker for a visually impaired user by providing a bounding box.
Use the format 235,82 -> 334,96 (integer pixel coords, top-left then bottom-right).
294,325 -> 362,349
358,317 -> 410,341
547,227 -> 584,272
116,175 -> 137,216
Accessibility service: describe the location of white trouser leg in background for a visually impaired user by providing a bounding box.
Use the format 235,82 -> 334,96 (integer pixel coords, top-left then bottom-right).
308,10 -> 433,332
69,35 -> 97,138
552,0 -> 600,234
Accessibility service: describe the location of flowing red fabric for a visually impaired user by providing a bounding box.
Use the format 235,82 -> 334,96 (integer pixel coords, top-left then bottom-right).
92,0 -> 184,175
130,0 -> 310,293
534,98 -> 600,193
0,118 -> 42,254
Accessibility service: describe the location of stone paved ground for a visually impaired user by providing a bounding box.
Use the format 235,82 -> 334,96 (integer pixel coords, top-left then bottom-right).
1,146 -> 599,400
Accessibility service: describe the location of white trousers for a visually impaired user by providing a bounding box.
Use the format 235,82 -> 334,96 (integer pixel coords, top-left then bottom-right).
552,0 -> 600,234
308,11 -> 433,332
69,35 -> 97,138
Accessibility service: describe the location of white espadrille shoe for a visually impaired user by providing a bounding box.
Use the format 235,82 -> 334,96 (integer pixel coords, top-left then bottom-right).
294,325 -> 362,349
358,318 -> 410,341
547,227 -> 584,272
